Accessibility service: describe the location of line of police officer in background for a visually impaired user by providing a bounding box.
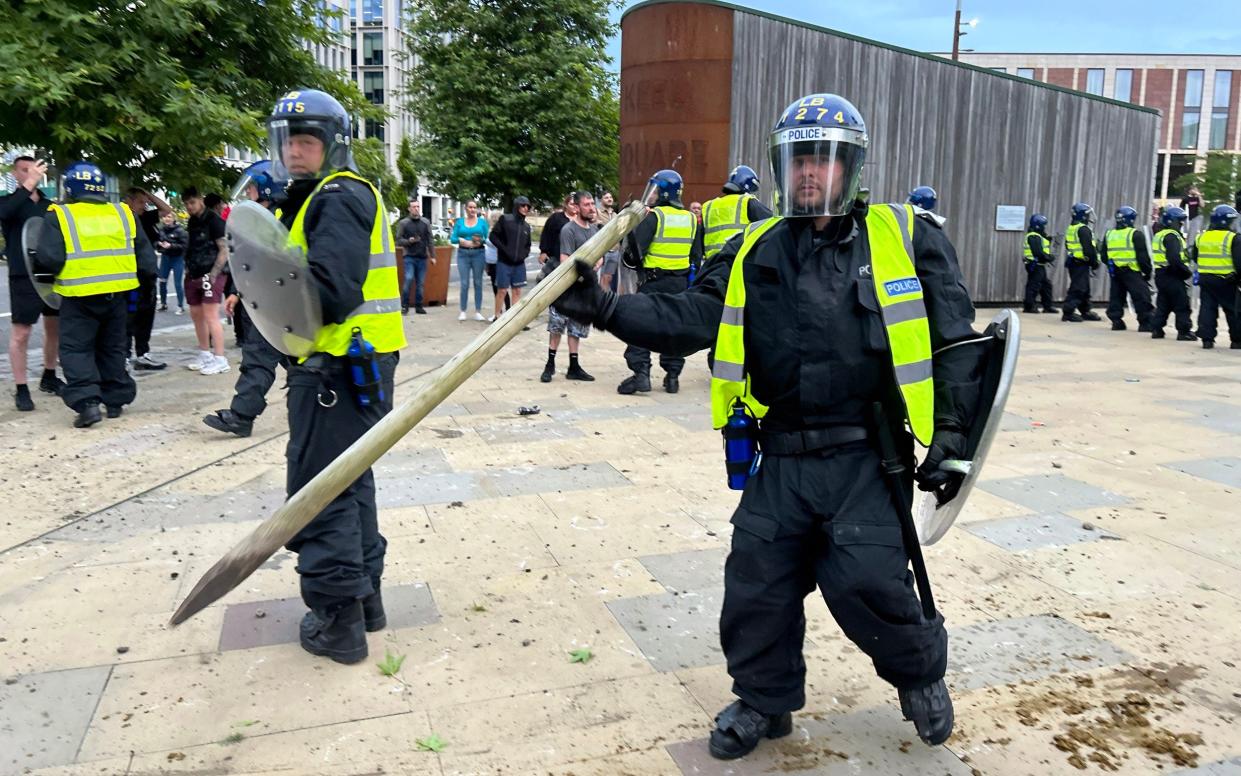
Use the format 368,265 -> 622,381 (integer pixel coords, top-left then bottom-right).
1020,200 -> 1241,349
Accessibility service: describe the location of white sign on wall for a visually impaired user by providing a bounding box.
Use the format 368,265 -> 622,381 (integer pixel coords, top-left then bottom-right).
995,205 -> 1027,232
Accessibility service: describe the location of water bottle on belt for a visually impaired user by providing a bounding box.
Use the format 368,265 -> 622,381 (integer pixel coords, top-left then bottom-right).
722,405 -> 759,490
346,327 -> 385,407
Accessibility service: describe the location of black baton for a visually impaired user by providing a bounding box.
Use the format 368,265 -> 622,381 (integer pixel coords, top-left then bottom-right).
872,402 -> 937,620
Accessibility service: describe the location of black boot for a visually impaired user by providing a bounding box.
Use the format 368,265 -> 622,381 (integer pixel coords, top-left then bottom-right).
39,371 -> 65,395
1082,311 -> 1102,321
1177,332 -> 1198,341
565,355 -> 595,381
1111,321 -> 1127,331
617,370 -> 651,395
899,680 -> 955,745
1137,323 -> 1153,333
663,374 -> 679,394
203,409 -> 254,438
74,402 -> 102,428
1061,312 -> 1084,322
1232,341 -> 1241,350
362,589 -> 386,632
540,361 -> 555,383
1203,339 -> 1215,349
1150,329 -> 1165,339
14,386 -> 34,412
106,405 -> 124,418
299,600 -> 368,664
707,700 -> 793,760
1042,306 -> 1059,314
1022,306 -> 1040,313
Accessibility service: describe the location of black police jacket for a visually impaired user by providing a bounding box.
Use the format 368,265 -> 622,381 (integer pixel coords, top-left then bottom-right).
279,177 -> 375,326
603,202 -> 982,434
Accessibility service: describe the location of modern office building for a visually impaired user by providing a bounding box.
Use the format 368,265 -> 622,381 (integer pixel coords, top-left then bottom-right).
956,53 -> 1241,202
349,0 -> 456,225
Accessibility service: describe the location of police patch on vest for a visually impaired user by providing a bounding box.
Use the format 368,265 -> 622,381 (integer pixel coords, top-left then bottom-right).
884,277 -> 922,297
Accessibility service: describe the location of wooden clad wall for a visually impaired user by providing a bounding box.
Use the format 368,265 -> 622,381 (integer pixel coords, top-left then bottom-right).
726,10 -> 1161,304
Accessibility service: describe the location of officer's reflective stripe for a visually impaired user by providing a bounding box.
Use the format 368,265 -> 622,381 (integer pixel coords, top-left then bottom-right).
709,217 -> 780,428
884,298 -> 926,325
52,202 -> 139,297
711,358 -> 745,382
1023,232 -> 1050,262
894,359 -> 933,384
350,297 -> 402,315
1065,223 -> 1086,260
704,197 -> 747,233
56,272 -> 137,286
891,203 -> 915,261
646,206 -> 698,269
286,170 -> 407,356
1152,229 -> 1186,268
1196,231 -> 1236,274
58,206 -> 85,255
1106,228 -> 1137,268
720,303 -> 744,327
703,195 -> 752,259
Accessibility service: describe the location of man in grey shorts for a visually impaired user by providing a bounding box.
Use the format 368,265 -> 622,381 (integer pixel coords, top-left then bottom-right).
541,191 -> 600,383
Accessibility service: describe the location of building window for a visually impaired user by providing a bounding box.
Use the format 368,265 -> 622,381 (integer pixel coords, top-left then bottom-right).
1084,69 -> 1104,95
363,32 -> 383,65
1210,70 -> 1232,150
365,118 -> 386,142
1182,70 -> 1204,149
990,67 -> 1006,74
364,71 -> 384,104
363,0 -> 381,22
1016,68 -> 1034,79
1113,69 -> 1132,102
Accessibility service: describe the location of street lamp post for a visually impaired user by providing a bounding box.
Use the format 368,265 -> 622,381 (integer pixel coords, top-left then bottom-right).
951,0 -> 978,61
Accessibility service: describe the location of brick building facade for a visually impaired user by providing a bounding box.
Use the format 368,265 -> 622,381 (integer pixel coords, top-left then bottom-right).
955,53 -> 1241,204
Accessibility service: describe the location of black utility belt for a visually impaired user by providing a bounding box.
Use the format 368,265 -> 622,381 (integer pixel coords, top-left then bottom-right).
642,267 -> 689,279
758,425 -> 869,455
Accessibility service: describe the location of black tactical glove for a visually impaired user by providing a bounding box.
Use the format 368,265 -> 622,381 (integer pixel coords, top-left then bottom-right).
553,260 -> 618,329
914,429 -> 969,492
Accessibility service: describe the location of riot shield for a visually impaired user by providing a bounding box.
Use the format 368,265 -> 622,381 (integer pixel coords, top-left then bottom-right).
225,201 -> 322,358
914,309 -> 1022,545
21,218 -> 61,310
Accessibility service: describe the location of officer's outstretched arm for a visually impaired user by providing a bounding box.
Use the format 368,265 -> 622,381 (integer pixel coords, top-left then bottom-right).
912,220 -> 981,434
604,255 -> 727,357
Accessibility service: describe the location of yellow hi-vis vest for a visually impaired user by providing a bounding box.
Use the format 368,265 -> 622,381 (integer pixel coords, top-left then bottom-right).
1151,228 -> 1186,269
644,205 -> 698,270
1105,227 -> 1138,270
279,171 -> 406,356
702,194 -> 753,259
50,202 -> 139,297
710,204 -> 934,445
1195,229 -> 1237,276
1023,231 -> 1050,263
1064,223 -> 1088,261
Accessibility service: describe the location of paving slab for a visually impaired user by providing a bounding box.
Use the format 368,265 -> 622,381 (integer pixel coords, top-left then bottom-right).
607,587 -> 728,672
218,582 -> 439,651
1162,457 -> 1241,489
978,472 -> 1129,513
639,548 -> 728,593
666,706 -> 973,775
1163,399 -> 1241,435
1171,756 -> 1241,775
963,511 -> 1121,551
947,614 -> 1132,691
0,666 -> 112,776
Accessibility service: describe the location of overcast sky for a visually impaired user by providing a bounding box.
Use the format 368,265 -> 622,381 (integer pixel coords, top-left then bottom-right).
605,0 -> 1241,68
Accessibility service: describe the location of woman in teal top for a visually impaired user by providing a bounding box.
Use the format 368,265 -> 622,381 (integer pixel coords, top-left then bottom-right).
451,200 -> 490,320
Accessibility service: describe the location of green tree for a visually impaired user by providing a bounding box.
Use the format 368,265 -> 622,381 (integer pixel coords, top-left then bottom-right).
405,0 -> 620,209
353,137 -> 403,215
0,0 -> 376,193
396,135 -> 419,200
1171,152 -> 1241,209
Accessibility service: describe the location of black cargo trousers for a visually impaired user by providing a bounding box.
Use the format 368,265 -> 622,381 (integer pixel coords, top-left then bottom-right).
284,352 -> 398,611
719,438 -> 947,715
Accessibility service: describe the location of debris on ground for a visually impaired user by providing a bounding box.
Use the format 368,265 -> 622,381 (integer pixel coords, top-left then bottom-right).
517,405 -> 541,416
